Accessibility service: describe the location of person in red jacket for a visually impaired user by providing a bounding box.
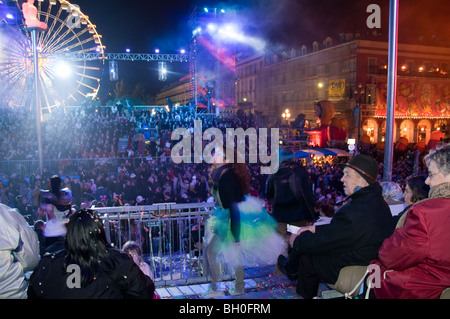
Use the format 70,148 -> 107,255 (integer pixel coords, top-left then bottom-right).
371,142 -> 450,299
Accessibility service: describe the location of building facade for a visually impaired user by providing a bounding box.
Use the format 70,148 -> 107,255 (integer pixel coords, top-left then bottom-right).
235,34 -> 450,145
156,33 -> 450,145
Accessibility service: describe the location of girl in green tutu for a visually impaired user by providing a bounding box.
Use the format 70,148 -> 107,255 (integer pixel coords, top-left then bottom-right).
203,147 -> 287,298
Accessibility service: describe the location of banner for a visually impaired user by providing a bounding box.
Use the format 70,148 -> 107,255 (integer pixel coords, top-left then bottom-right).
328,79 -> 346,98
375,78 -> 450,117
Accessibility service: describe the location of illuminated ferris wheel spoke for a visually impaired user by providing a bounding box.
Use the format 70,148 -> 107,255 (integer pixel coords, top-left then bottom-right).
44,17 -> 90,53
73,65 -> 101,71
36,2 -> 52,45
56,36 -> 93,53
39,7 -> 64,47
39,81 -> 53,111
74,72 -> 99,82
76,89 -> 87,98
68,93 -> 77,102
76,80 -> 97,91
50,28 -> 89,53
41,17 -> 72,54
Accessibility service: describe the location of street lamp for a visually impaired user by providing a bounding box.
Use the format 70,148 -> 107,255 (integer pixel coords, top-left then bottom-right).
282,108 -> 291,126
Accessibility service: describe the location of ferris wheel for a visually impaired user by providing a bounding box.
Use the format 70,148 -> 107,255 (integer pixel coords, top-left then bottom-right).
0,0 -> 105,114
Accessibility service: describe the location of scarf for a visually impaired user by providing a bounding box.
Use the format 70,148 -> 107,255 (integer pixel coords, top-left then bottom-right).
428,182 -> 450,199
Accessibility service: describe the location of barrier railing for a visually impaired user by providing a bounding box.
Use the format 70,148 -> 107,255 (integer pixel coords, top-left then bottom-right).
92,202 -> 215,286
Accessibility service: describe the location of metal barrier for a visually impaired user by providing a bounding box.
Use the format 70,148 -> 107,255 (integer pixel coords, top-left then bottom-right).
92,202 -> 215,286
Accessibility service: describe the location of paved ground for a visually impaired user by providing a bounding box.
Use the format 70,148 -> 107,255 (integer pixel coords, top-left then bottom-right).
155,265 -> 333,299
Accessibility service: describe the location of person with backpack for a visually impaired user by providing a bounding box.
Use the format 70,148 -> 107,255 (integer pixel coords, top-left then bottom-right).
265,147 -> 316,246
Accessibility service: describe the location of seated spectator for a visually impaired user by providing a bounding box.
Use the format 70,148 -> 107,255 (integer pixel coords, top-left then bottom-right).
277,154 -> 395,299
0,203 -> 40,298
28,209 -> 155,299
393,175 -> 429,227
314,202 -> 334,226
371,143 -> 450,299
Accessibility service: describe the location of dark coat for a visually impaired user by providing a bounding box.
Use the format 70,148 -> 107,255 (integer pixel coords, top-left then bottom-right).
266,161 -> 315,223
28,249 -> 154,299
293,182 -> 395,284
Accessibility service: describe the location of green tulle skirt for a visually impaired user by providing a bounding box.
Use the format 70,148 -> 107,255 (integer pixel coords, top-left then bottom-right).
205,195 -> 287,268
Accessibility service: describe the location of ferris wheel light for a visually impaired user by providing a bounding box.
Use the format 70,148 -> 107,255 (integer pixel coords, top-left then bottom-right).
54,61 -> 72,79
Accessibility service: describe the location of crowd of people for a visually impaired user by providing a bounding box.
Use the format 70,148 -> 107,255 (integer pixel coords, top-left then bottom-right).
1,103 -> 449,299
0,105 -> 265,216
0,104 -> 260,161
0,103 -> 431,226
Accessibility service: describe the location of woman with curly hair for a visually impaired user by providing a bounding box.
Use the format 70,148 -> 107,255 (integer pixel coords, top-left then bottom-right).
203,146 -> 286,298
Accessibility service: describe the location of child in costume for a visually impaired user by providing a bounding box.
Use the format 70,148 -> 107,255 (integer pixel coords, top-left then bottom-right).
203,147 -> 286,297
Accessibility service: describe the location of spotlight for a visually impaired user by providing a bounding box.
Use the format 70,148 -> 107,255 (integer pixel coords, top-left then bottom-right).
6,13 -> 14,20
207,23 -> 216,32
155,48 -> 160,53
125,48 -> 131,53
54,61 -> 72,79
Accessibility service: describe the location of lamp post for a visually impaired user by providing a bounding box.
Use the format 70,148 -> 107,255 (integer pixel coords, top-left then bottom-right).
25,26 -> 45,175
282,108 -> 291,126
383,0 -> 399,182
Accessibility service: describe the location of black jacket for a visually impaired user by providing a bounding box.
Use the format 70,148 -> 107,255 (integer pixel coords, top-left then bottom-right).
28,249 -> 155,299
266,161 -> 315,223
212,164 -> 244,242
293,182 -> 395,284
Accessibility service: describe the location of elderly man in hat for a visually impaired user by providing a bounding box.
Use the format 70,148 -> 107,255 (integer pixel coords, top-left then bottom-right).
277,154 -> 395,299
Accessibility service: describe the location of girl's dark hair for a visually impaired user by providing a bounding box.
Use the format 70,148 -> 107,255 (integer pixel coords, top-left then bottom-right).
407,175 -> 430,203
228,147 -> 251,195
64,209 -> 113,287
50,175 -> 62,196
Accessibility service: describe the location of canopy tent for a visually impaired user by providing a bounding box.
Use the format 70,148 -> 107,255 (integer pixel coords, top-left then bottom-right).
293,148 -> 349,158
322,148 -> 350,157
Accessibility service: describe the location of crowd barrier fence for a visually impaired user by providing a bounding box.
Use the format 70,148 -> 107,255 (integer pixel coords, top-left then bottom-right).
92,202 -> 218,286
